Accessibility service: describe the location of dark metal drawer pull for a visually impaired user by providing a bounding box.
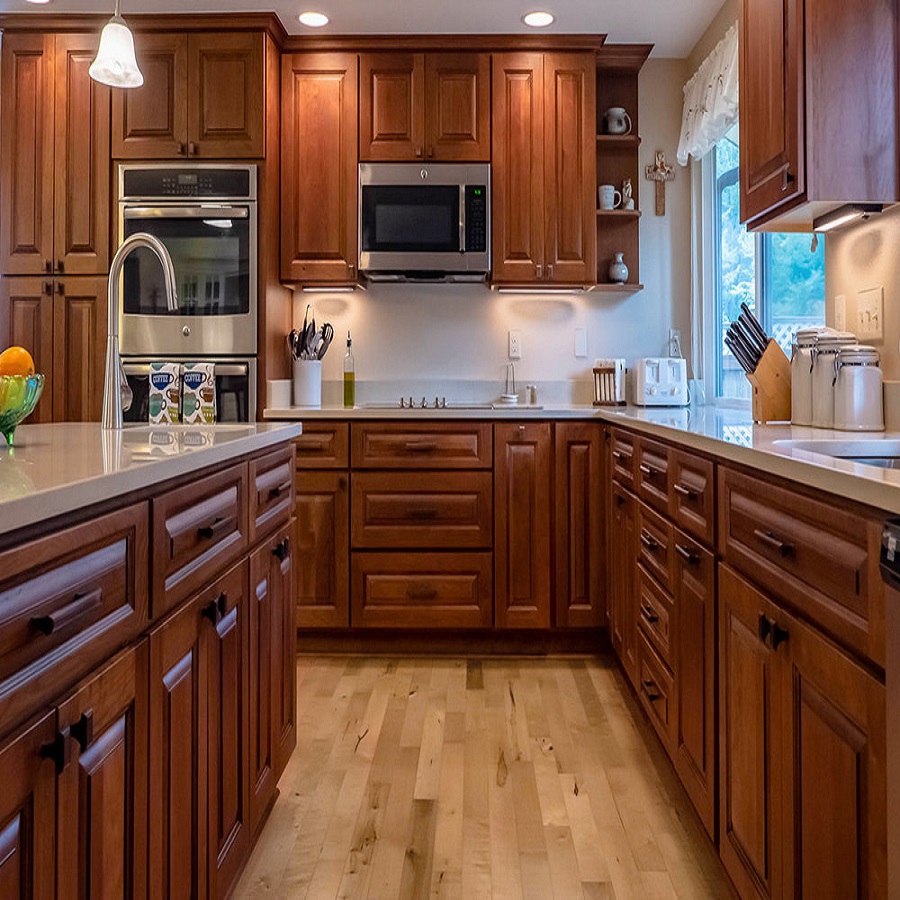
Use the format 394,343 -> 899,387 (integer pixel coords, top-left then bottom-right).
268,479 -> 292,499
273,539 -> 289,562
771,620 -> 789,650
641,679 -> 660,702
404,442 -> 437,453
673,482 -> 698,498
202,592 -> 228,626
639,463 -> 665,479
198,516 -> 231,540
406,583 -> 438,601
407,506 -> 438,520
640,604 -> 659,624
752,528 -> 795,557
675,543 -> 700,565
68,710 -> 94,752
31,587 -> 102,636
612,450 -> 626,462
640,530 -> 659,551
41,731 -> 71,775
758,612 -> 771,645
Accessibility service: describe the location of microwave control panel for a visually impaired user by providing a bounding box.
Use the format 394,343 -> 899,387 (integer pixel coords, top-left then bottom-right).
465,185 -> 487,252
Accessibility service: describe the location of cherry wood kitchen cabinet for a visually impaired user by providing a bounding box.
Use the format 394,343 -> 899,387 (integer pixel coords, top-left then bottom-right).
112,31 -> 265,159
609,481 -> 638,685
281,52 -> 359,285
555,423 -> 605,627
494,423 -> 552,628
0,32 -> 110,277
492,52 -> 596,285
359,52 -> 491,161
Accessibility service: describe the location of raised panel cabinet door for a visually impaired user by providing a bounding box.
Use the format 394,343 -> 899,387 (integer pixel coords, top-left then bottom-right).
1,277 -> 54,424
188,32 -> 265,159
294,470 -> 350,628
739,0 -> 804,224
0,711 -> 57,899
610,484 -> 638,686
359,53 -> 425,160
111,33 -> 189,159
53,34 -> 110,275
782,612 -> 886,900
543,52 -> 596,284
0,33 -> 54,276
491,53 -> 545,283
719,564 -> 784,900
56,642 -> 149,900
52,276 -> 107,422
494,422 -> 552,628
281,53 -> 358,284
424,53 -> 491,161
554,423 -> 604,627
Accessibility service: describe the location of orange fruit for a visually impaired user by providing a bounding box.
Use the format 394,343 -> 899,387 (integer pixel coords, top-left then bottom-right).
0,346 -> 35,377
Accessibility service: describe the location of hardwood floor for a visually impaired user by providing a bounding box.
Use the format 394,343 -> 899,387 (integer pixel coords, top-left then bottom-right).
234,655 -> 734,899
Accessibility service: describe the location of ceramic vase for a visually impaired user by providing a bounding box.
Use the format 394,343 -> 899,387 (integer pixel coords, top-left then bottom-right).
609,252 -> 628,284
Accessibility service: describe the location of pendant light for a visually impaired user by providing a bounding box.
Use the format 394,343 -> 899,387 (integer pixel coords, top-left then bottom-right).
89,0 -> 144,89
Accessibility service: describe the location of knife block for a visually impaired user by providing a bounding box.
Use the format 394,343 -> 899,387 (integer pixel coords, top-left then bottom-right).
747,340 -> 792,423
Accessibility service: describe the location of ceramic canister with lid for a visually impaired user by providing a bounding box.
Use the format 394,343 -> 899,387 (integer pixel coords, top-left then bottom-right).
811,330 -> 857,428
833,345 -> 884,431
791,326 -> 828,425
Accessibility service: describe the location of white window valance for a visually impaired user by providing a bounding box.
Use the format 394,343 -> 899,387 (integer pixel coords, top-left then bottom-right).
676,23 -> 739,166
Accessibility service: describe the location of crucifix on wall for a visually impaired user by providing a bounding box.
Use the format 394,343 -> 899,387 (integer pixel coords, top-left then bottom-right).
645,150 -> 675,215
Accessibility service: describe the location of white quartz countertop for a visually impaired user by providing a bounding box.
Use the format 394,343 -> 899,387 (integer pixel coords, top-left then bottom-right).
0,422 -> 302,536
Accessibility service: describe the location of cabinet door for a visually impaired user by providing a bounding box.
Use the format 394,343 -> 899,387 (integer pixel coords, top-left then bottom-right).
782,612 -> 886,899
719,564 -> 783,900
495,423 -> 552,628
53,34 -> 110,275
610,484 -> 638,685
543,52 -> 596,284
359,53 -> 424,160
491,53 -> 545,283
111,33 -> 189,159
52,276 -> 107,422
281,53 -> 358,284
0,33 -> 54,276
0,711 -> 57,899
205,560 -> 251,899
739,0 -> 804,223
147,594 -> 208,900
188,32 -> 265,159
294,470 -> 349,627
56,643 -> 149,900
554,423 -> 604,627
1,277 -> 54,424
424,53 -> 491,161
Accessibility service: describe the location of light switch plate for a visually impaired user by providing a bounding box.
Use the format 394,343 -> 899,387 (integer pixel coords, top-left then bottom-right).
857,286 -> 884,341
834,294 -> 846,331
574,328 -> 587,358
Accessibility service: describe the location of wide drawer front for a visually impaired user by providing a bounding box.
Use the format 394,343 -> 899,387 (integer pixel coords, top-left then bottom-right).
637,567 -> 674,669
294,423 -> 349,469
0,503 -> 149,738
351,552 -> 493,628
152,463 -> 249,618
637,502 -> 675,595
351,423 -> 492,469
249,445 -> 293,543
610,428 -> 635,489
351,472 -> 492,549
637,630 -> 676,751
670,448 -> 715,545
719,466 -> 883,667
635,436 -> 670,514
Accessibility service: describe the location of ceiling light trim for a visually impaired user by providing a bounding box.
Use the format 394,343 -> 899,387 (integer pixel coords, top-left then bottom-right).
522,10 -> 555,27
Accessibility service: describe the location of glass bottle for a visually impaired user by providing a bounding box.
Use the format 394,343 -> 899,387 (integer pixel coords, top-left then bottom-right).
343,330 -> 355,408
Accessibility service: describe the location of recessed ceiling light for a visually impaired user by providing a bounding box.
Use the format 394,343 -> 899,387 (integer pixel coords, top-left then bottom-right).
25,0 -> 53,4
522,10 -> 554,27
298,11 -> 329,27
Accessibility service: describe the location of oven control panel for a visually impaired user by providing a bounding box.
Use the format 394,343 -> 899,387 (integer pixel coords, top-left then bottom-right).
120,165 -> 256,201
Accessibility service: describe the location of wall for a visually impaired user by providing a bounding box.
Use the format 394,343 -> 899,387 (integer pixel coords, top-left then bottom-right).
687,0 -> 738,75
293,58 -> 692,403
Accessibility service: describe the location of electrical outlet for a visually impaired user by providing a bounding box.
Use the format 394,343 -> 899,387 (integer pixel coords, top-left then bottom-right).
508,329 -> 522,359
668,328 -> 682,357
834,294 -> 846,331
857,286 -> 884,341
574,328 -> 587,358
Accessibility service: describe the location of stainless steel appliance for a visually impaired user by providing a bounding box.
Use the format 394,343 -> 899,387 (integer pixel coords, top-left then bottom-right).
358,162 -> 490,281
122,357 -> 256,424
117,164 -> 257,356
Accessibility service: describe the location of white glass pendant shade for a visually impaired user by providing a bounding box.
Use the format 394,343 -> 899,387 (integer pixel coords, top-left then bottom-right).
89,15 -> 144,89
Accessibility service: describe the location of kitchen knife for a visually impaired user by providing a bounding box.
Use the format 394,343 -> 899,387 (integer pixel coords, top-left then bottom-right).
727,323 -> 761,371
724,332 -> 754,374
734,315 -> 767,359
740,302 -> 770,350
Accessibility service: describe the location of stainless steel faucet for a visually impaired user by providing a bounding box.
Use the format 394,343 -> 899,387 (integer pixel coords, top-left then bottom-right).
101,233 -> 178,429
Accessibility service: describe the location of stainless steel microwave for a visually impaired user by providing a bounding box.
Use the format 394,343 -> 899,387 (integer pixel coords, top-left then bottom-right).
358,163 -> 490,281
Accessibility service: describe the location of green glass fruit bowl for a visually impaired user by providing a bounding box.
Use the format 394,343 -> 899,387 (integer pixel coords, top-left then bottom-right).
0,374 -> 44,446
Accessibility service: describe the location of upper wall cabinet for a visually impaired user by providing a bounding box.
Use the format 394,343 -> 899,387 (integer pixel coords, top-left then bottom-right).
492,52 -> 596,286
359,52 -> 490,161
112,31 -> 265,159
739,0 -> 898,228
0,33 -> 110,276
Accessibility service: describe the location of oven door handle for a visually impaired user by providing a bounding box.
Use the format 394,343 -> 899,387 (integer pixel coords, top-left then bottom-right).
123,206 -> 250,219
459,186 -> 466,253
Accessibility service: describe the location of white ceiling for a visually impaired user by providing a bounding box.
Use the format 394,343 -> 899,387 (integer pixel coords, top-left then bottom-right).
0,0 -> 725,58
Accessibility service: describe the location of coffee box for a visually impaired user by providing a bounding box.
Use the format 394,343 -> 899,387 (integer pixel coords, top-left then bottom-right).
182,362 -> 216,424
148,362 -> 180,424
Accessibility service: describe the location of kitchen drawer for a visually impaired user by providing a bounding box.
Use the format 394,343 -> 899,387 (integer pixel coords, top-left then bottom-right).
249,445 -> 294,543
637,567 -> 674,668
635,436 -> 670,514
610,428 -> 635,489
637,629 -> 677,752
0,503 -> 149,739
351,552 -> 493,628
637,502 -> 675,595
670,449 -> 715,545
351,423 -> 492,469
152,463 -> 248,618
294,422 -> 349,468
351,471 -> 492,549
719,466 -> 884,667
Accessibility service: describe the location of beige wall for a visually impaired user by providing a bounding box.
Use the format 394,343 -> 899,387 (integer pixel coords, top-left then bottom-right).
687,0 -> 739,74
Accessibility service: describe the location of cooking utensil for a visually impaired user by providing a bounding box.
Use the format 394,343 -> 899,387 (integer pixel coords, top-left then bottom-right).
304,321 -> 316,359
317,323 -> 334,360
740,302 -> 770,349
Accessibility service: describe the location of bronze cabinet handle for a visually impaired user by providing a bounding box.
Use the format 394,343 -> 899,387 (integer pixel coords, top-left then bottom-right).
198,515 -> 231,541
273,538 -> 289,562
177,142 -> 186,156
752,528 -> 794,557
639,529 -> 659,551
268,479 -> 292,499
43,281 -> 53,297
639,463 -> 664,479
31,587 -> 102,636
641,679 -> 660,702
782,169 -> 794,192
640,603 -> 659,624
673,482 -> 698,498
188,142 -> 197,157
675,543 -> 699,565
68,709 -> 94,751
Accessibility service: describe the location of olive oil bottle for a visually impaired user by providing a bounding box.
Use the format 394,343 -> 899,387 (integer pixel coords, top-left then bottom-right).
343,330 -> 355,408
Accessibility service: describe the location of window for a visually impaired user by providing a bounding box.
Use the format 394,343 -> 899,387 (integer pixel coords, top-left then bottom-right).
712,125 -> 826,401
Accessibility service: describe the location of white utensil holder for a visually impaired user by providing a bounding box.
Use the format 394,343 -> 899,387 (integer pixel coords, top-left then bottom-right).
293,359 -> 322,408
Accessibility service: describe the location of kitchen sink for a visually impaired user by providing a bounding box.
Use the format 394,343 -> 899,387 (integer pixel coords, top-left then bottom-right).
773,438 -> 900,469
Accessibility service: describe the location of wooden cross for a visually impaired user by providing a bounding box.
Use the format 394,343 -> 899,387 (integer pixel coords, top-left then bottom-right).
645,150 -> 675,216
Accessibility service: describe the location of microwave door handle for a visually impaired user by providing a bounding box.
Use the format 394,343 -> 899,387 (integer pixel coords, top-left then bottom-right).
212,364 -> 249,376
459,186 -> 466,252
123,206 -> 250,219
